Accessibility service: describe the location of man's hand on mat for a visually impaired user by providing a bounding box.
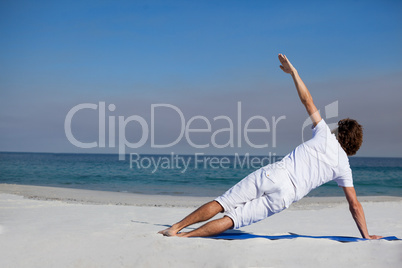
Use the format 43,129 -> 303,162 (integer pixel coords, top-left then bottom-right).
278,53 -> 296,75
368,235 -> 384,239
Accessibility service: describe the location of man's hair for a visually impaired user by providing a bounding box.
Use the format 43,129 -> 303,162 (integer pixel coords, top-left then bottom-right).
337,118 -> 363,156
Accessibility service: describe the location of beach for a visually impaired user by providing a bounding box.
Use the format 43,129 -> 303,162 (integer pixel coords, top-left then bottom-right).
1,184 -> 401,267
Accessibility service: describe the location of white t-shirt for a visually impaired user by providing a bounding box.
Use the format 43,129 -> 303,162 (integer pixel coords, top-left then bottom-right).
281,119 -> 353,201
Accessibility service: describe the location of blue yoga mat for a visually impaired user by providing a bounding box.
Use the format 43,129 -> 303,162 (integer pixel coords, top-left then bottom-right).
208,232 -> 401,242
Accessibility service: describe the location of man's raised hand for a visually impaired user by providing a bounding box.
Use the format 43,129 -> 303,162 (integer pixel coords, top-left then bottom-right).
278,54 -> 296,74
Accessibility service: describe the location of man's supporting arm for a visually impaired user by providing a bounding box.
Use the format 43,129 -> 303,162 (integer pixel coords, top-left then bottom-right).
278,54 -> 322,127
342,187 -> 383,239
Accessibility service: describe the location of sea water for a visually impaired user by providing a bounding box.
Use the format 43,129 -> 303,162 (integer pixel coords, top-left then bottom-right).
0,152 -> 401,197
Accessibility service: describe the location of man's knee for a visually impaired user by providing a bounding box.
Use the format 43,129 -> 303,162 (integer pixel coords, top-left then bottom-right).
223,215 -> 235,229
212,200 -> 224,213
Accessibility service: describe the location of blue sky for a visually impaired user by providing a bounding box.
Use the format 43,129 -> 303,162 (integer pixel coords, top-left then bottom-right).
1,0 -> 401,157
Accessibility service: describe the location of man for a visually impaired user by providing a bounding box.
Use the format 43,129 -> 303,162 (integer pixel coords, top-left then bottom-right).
158,54 -> 382,239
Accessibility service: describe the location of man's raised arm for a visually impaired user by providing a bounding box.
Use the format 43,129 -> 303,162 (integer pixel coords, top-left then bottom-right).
278,54 -> 322,127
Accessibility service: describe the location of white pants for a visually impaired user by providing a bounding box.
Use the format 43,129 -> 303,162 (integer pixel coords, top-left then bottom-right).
215,164 -> 296,229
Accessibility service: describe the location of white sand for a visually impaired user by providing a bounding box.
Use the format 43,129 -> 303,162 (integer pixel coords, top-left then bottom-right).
1,184 -> 401,268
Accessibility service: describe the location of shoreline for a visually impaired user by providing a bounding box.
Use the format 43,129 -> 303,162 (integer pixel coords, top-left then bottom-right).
1,183 -> 401,208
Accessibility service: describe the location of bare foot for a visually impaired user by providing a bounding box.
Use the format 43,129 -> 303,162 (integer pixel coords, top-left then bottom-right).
176,232 -> 189,237
158,226 -> 179,237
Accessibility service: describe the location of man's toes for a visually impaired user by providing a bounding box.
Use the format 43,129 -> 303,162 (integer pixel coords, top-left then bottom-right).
158,229 -> 168,235
158,229 -> 175,236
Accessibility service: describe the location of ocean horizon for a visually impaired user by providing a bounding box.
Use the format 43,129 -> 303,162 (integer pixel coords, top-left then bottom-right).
0,152 -> 401,197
